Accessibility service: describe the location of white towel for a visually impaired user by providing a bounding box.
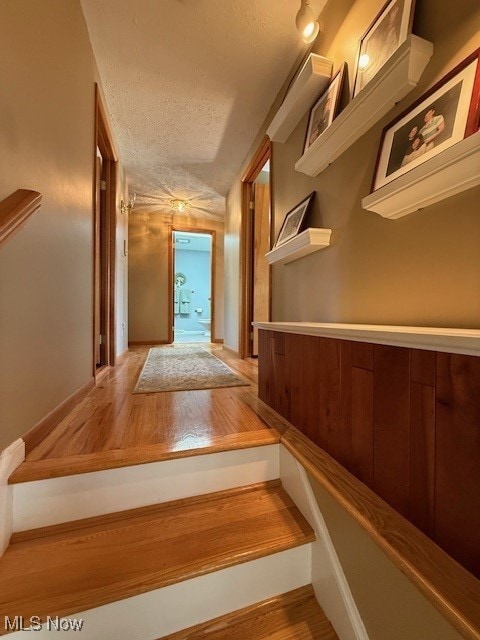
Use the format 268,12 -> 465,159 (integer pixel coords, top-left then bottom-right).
174,288 -> 180,315
179,288 -> 191,314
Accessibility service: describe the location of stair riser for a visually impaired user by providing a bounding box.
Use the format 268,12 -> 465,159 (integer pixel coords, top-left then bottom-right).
6,544 -> 311,639
13,445 -> 279,531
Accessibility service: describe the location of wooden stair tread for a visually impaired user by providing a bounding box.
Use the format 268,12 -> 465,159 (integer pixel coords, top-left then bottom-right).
159,586 -> 339,640
0,482 -> 314,626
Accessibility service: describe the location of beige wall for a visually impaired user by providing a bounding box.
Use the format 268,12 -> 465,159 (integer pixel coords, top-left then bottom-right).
309,477 -> 463,639
0,0 -> 128,450
129,212 -> 224,343
224,0 -> 480,348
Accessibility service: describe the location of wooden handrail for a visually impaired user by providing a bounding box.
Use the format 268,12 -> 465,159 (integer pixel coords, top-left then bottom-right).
282,426 -> 480,640
0,189 -> 42,246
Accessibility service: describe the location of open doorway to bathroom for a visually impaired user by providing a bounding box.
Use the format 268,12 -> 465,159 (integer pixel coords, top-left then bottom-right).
169,229 -> 215,344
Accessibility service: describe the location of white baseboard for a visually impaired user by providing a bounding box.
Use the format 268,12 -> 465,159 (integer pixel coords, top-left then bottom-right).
0,439 -> 25,555
279,446 -> 368,640
13,445 -> 279,531
7,544 -> 311,639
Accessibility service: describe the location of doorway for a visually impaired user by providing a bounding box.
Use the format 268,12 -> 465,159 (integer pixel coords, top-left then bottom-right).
93,85 -> 117,374
240,138 -> 272,358
169,229 -> 215,344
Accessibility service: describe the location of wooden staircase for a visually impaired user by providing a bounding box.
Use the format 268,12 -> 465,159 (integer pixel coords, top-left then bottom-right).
0,479 -> 340,638
160,586 -> 338,640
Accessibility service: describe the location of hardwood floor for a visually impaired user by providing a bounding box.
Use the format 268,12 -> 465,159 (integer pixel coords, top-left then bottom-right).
160,586 -> 338,640
11,346 -> 277,483
0,482 -> 314,624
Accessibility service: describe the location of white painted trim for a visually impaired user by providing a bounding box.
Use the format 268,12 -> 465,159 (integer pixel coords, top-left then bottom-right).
266,228 -> 332,265
295,35 -> 434,177
7,544 -> 311,639
280,446 -> 368,640
13,445 -> 279,531
362,131 -> 480,219
267,54 -> 333,143
253,322 -> 480,356
0,439 -> 25,555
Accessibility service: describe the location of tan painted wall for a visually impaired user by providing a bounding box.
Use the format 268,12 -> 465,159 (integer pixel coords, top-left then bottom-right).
309,476 -> 463,639
273,0 -> 480,327
129,212 -> 224,343
0,0 -> 128,450
224,0 -> 480,352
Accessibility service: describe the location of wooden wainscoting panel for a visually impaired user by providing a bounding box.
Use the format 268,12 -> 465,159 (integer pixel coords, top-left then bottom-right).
272,333 -> 290,420
411,349 -> 436,386
409,381 -> 435,535
351,342 -> 374,371
373,345 -> 411,518
289,335 -> 320,444
350,366 -> 374,487
435,353 -> 480,577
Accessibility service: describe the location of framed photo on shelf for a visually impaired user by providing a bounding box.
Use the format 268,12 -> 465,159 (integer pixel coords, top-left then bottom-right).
304,65 -> 346,153
274,192 -> 315,248
371,49 -> 480,191
353,0 -> 416,96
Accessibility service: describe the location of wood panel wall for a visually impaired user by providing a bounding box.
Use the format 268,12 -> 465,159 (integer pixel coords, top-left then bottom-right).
258,329 -> 480,579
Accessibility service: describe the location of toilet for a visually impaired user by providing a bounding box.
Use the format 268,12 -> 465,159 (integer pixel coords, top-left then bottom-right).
197,319 -> 211,336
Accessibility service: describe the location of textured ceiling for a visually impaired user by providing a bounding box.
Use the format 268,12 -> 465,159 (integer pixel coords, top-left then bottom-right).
81,0 -> 308,219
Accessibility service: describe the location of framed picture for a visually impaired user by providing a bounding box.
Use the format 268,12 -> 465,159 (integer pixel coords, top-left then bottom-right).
304,65 -> 346,153
274,192 -> 315,248
353,0 -> 416,96
372,50 -> 480,191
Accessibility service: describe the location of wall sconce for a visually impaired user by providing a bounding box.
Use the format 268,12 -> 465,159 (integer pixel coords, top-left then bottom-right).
296,0 -> 319,43
120,193 -> 136,215
171,199 -> 188,214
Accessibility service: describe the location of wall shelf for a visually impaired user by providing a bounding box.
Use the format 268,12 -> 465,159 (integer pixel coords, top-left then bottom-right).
266,228 -> 332,265
362,131 -> 480,219
266,54 -> 333,143
295,35 -> 434,178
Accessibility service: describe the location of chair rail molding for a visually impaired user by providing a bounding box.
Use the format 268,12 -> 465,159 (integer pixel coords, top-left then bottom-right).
295,35 -> 434,178
0,189 -> 42,246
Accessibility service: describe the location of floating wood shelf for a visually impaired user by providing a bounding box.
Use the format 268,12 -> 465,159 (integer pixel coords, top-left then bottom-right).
266,228 -> 332,266
295,35 -> 434,178
362,131 -> 480,219
267,54 -> 333,143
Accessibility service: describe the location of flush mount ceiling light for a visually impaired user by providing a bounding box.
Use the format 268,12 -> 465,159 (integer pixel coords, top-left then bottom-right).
171,199 -> 188,214
296,0 -> 319,43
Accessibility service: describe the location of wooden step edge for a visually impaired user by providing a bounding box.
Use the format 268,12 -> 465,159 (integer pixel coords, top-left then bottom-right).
10,480 -> 283,545
158,585 -> 338,640
282,425 -> 480,640
9,430 -> 280,484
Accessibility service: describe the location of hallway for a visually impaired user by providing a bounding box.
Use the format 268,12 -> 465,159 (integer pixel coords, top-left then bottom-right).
11,346 -> 279,483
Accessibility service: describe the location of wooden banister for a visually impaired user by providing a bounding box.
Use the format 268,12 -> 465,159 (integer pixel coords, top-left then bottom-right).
0,189 -> 42,246
282,426 -> 480,640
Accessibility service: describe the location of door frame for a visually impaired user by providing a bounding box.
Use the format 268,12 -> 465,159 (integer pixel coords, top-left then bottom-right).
93,84 -> 117,377
239,136 -> 273,359
168,226 -> 216,345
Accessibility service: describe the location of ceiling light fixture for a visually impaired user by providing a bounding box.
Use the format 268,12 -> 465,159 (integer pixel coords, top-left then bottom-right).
120,192 -> 136,215
296,0 -> 319,43
171,199 -> 188,214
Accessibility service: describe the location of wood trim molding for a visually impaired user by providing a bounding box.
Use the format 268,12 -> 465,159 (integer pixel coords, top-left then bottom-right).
212,338 -> 224,344
168,226 -> 217,345
282,425 -> 480,640
0,190 -> 42,246
23,378 -> 95,454
222,345 -> 240,357
240,137 -> 272,359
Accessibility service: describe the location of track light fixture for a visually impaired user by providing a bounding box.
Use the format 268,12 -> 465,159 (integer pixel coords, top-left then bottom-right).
296,0 -> 319,44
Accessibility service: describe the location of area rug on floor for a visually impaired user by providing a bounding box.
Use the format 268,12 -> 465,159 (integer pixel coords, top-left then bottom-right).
133,346 -> 250,394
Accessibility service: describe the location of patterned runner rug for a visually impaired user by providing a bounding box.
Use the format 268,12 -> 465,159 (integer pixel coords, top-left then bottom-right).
134,346 -> 250,394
